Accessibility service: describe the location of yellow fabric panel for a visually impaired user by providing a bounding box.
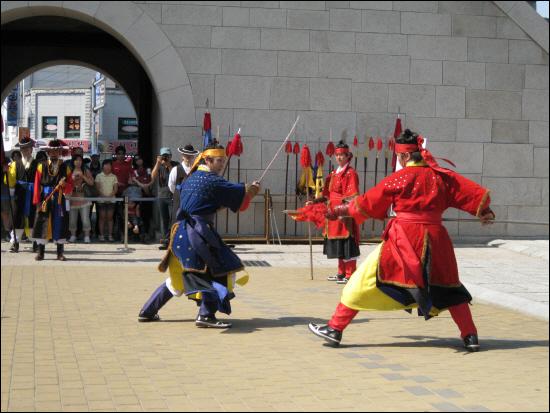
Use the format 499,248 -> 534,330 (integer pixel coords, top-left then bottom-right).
341,244 -> 442,316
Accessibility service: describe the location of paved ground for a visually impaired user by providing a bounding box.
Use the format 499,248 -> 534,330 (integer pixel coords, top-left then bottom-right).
1,240 -> 548,411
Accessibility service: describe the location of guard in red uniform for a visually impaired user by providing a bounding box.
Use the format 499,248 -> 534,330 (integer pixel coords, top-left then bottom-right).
312,141 -> 360,284
308,129 -> 495,352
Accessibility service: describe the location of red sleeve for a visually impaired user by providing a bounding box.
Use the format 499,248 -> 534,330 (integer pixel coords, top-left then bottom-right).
33,163 -> 42,205
348,175 -> 394,224
443,170 -> 490,217
239,194 -> 251,211
63,166 -> 73,195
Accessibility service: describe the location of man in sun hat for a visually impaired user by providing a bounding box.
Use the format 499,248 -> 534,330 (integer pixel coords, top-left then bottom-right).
168,144 -> 199,228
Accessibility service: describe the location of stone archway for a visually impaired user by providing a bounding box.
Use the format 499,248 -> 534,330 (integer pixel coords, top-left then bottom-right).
1,1 -> 196,153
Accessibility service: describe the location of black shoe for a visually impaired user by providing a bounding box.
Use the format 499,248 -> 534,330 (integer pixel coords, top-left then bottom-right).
158,244 -> 168,250
463,334 -> 480,352
336,277 -> 349,285
9,242 -> 19,253
195,315 -> 232,329
327,274 -> 345,282
308,323 -> 342,346
35,245 -> 45,261
138,314 -> 160,322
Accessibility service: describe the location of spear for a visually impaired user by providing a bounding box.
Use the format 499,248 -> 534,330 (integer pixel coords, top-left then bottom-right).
326,128 -> 334,173
293,141 -> 300,236
233,132 -> 243,235
362,137 -> 374,233
384,137 -> 392,178
353,135 -> 358,171
225,124 -> 232,234
371,137 -> 383,235
283,140 -> 292,236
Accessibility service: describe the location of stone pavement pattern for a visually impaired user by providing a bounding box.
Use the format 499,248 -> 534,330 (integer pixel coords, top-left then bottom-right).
1,241 -> 549,411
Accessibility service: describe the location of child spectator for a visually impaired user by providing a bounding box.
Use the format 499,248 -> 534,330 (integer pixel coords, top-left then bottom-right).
95,159 -> 118,242
69,154 -> 94,243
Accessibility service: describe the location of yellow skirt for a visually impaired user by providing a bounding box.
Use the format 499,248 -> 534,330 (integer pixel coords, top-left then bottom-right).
341,244 -> 441,316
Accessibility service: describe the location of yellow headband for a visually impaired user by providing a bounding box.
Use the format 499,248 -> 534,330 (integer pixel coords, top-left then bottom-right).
190,148 -> 227,173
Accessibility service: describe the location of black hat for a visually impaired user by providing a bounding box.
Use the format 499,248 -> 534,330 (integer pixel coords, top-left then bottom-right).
14,137 -> 35,149
177,144 -> 199,155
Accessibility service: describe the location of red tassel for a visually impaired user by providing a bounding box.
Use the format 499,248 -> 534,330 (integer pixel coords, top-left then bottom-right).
226,140 -> 232,156
285,141 -> 292,154
353,135 -> 358,147
377,137 -> 383,151
231,132 -> 243,156
368,137 -> 374,151
293,142 -> 300,155
315,151 -> 325,167
300,145 -> 312,168
388,138 -> 395,151
325,141 -> 335,156
203,112 -> 211,131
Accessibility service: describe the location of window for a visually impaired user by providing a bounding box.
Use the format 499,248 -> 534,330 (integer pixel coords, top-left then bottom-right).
42,116 -> 58,139
118,118 -> 138,140
65,116 -> 81,138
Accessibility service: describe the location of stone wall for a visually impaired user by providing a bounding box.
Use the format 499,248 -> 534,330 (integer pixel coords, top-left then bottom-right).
133,0 -> 549,240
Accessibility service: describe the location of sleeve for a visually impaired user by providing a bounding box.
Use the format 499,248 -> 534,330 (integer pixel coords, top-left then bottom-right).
6,162 -> 17,194
444,170 -> 491,217
33,163 -> 43,205
213,178 -> 246,213
348,175 -> 395,224
63,165 -> 73,195
168,166 -> 177,194
344,170 -> 360,199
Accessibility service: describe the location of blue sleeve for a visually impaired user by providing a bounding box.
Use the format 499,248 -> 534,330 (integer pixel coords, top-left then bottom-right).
213,178 -> 246,213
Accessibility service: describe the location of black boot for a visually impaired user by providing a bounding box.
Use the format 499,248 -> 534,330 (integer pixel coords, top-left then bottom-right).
32,241 -> 38,253
56,243 -> 66,261
138,283 -> 173,322
463,334 -> 480,352
9,241 -> 19,253
308,323 -> 342,347
35,244 -> 45,261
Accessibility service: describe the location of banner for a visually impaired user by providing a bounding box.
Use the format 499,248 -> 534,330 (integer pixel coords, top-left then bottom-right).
98,139 -> 138,155
7,86 -> 18,126
63,139 -> 91,153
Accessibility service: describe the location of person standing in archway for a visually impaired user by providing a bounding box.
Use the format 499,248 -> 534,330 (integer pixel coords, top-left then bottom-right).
31,140 -> 73,261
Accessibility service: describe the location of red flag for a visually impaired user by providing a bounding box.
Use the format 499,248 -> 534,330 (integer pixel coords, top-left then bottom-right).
293,142 -> 300,155
285,141 -> 292,154
391,117 -> 402,171
325,141 -> 335,156
203,112 -> 211,131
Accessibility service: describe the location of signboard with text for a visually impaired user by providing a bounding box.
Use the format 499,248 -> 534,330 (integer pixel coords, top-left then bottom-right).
63,139 -> 91,153
93,73 -> 106,110
98,139 -> 138,155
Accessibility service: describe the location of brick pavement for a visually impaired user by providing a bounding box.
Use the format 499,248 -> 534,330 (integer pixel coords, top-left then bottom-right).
1,242 -> 549,411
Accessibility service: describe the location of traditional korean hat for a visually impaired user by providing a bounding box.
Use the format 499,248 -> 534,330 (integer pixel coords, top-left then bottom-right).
177,144 -> 199,156
14,137 -> 35,149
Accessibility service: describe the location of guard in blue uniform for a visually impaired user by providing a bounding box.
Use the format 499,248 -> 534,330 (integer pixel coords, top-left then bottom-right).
138,144 -> 260,328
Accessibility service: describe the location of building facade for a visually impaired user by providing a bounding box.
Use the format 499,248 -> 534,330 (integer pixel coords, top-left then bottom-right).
1,1 -> 548,240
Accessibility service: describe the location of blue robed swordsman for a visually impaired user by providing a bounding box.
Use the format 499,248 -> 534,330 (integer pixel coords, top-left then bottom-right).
138,145 -> 260,328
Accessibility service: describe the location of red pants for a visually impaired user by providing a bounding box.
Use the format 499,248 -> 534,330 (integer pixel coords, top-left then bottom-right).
338,259 -> 357,279
328,302 -> 477,338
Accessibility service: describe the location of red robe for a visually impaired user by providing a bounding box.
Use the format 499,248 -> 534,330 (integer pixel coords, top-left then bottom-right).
348,162 -> 490,288
322,163 -> 360,244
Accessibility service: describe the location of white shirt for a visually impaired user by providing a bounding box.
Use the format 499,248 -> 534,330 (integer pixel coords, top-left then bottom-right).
168,162 -> 192,194
336,162 -> 350,174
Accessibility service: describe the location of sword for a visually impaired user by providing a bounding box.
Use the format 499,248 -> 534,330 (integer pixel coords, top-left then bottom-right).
257,116 -> 300,183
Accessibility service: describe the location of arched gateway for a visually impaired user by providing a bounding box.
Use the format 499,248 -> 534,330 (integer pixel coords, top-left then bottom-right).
1,1 -> 196,160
